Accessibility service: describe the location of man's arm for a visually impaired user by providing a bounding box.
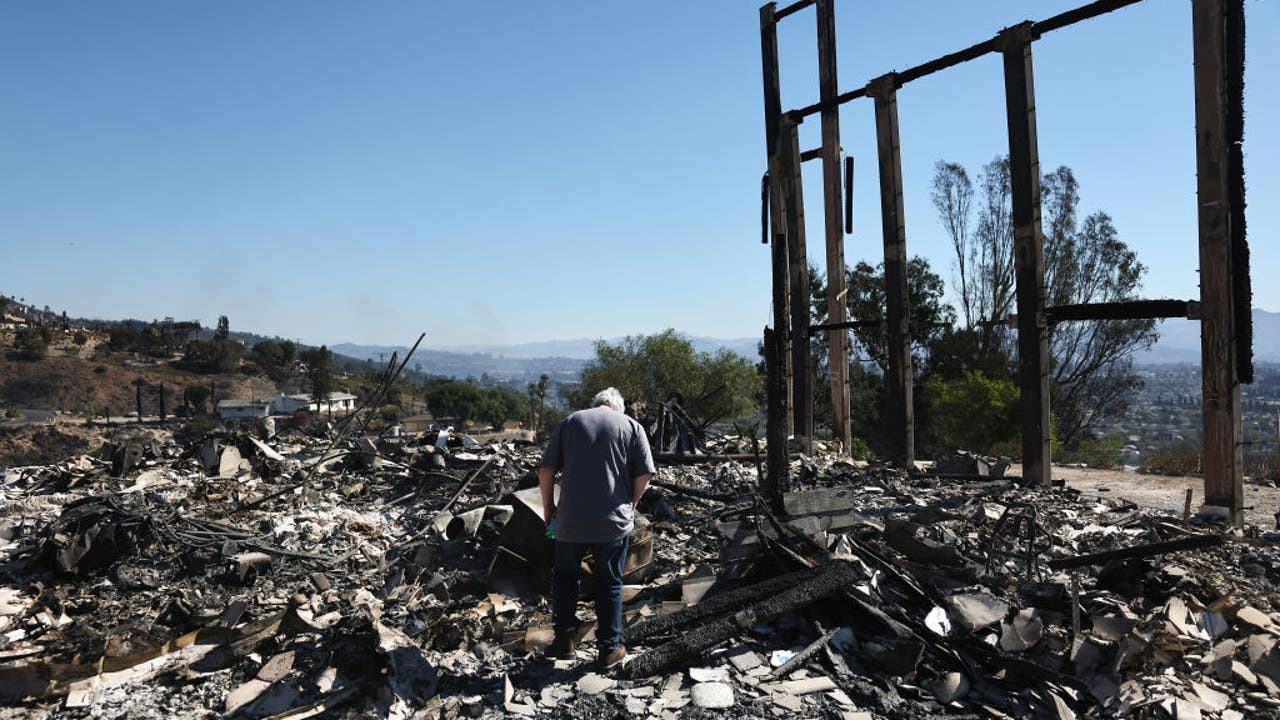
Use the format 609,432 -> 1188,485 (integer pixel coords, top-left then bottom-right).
632,473 -> 651,506
539,466 -> 556,526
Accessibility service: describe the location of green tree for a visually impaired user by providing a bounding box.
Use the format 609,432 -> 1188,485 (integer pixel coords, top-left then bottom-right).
183,385 -> 211,415
810,258 -> 955,375
527,372 -> 551,433
570,330 -> 761,424
108,323 -> 142,352
302,345 -> 335,410
250,339 -> 298,380
214,315 -> 230,341
931,158 -> 1159,448
12,326 -> 49,361
179,338 -> 242,374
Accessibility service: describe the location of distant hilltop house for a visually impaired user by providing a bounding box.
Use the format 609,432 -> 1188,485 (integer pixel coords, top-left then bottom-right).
273,392 -> 357,415
216,392 -> 358,420
215,398 -> 274,420
401,412 -> 436,434
0,314 -> 27,329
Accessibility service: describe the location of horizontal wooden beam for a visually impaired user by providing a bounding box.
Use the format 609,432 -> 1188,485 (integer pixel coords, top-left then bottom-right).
787,0 -> 1147,122
773,0 -> 816,22
1044,299 -> 1199,324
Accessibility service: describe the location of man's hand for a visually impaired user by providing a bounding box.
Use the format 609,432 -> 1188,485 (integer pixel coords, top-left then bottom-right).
632,473 -> 652,507
539,466 -> 557,526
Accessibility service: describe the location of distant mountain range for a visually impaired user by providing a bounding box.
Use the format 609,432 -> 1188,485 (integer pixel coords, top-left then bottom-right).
332,310 -> 1280,381
427,336 -> 762,361
330,336 -> 762,383
1138,308 -> 1280,364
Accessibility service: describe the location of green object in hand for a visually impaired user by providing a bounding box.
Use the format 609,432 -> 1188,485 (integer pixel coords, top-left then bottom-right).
545,519 -> 557,540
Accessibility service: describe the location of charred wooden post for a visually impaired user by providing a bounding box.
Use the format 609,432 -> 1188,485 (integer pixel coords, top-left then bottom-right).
781,117 -> 814,452
1000,23 -> 1052,486
760,2 -> 794,438
816,0 -> 851,453
134,380 -> 144,424
158,382 -> 166,421
867,74 -> 914,469
763,328 -> 789,513
1192,0 -> 1246,521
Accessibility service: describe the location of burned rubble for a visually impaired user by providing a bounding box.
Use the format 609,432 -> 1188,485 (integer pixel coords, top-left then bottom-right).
0,421 -> 1278,719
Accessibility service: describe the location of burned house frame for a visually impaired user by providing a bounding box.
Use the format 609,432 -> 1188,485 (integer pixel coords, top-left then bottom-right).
759,0 -> 1250,522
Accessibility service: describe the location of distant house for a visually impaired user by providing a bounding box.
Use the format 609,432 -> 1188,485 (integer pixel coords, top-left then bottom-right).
0,314 -> 27,329
402,412 -> 436,434
273,392 -> 358,415
217,398 -> 273,420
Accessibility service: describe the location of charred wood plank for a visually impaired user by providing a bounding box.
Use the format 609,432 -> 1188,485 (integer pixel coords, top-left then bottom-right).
624,560 -> 860,678
624,567 -> 815,643
1046,534 -> 1223,570
1044,299 -> 1198,324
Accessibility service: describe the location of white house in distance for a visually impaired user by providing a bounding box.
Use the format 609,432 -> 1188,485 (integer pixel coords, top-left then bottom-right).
273,392 -> 358,415
216,392 -> 358,420
216,398 -> 273,420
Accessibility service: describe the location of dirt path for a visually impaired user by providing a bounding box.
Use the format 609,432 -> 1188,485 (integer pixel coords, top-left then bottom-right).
1053,464 -> 1280,529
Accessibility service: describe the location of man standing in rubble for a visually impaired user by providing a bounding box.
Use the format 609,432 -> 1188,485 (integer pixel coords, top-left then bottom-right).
540,386 -> 654,670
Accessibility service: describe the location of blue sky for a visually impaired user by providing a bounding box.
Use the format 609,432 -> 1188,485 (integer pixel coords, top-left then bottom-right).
1,1 -> 1275,349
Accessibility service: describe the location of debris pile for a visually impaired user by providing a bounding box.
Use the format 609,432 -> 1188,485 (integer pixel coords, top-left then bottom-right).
0,427 -> 1277,719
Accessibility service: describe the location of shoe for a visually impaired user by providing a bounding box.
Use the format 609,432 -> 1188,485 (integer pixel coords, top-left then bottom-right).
546,634 -> 576,659
598,644 -> 626,671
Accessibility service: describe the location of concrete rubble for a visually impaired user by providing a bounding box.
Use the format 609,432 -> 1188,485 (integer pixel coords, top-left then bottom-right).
0,425 -> 1277,719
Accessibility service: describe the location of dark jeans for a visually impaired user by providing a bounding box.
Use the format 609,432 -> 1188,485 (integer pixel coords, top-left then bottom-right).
552,534 -> 630,651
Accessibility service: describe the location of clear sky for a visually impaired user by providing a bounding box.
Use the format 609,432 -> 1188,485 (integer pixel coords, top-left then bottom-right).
1,1 -> 1275,349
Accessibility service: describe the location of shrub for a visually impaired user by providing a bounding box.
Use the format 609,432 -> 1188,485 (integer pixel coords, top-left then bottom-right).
1071,434 -> 1123,469
12,326 -> 48,360
1141,445 -> 1201,476
927,370 -> 1020,456
848,436 -> 874,461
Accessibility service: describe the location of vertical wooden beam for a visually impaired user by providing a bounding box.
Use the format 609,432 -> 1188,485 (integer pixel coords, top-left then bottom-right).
1000,23 -> 1052,486
760,3 -> 790,509
760,3 -> 794,438
1192,0 -> 1243,520
763,327 -> 788,513
781,118 -> 813,451
816,0 -> 851,454
867,74 -> 914,469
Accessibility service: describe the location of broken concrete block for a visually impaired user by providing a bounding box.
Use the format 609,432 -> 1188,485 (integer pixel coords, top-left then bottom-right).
1190,680 -> 1230,713
688,667 -> 729,683
1238,607 -> 1276,632
778,676 -> 836,696
945,591 -> 1009,632
576,673 -> 615,695
771,692 -> 803,712
690,682 -> 734,709
725,645 -> 763,673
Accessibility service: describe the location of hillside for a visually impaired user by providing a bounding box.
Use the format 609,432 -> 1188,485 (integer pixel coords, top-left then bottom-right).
0,328 -> 275,417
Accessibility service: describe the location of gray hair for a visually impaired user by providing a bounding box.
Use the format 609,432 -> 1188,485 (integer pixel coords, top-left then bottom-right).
591,387 -> 625,412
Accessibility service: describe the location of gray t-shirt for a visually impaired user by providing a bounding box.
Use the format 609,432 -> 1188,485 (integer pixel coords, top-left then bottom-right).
540,406 -> 656,543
